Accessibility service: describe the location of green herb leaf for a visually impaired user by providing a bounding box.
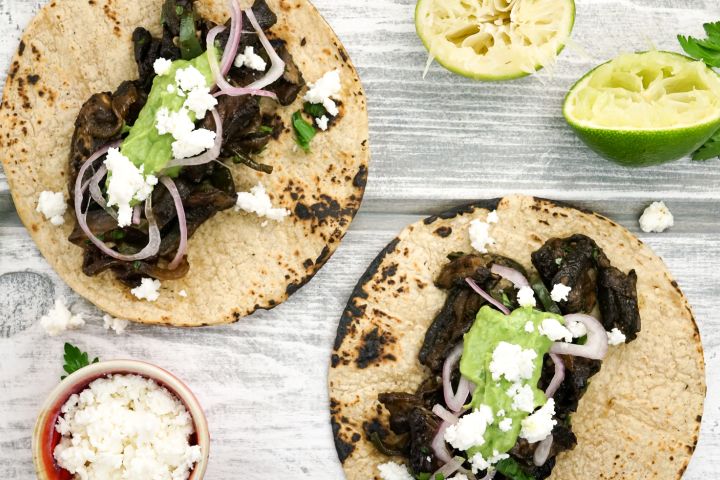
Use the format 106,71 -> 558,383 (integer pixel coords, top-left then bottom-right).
292,111 -> 316,152
258,125 -> 274,134
693,128 -> 720,161
678,21 -> 720,68
495,458 -> 536,480
303,101 -> 327,119
178,10 -> 203,60
531,275 -> 561,314
61,343 -> 99,380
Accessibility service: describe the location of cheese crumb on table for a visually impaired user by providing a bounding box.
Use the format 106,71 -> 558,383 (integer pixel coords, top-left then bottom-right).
36,191 -> 67,226
235,183 -> 290,222
639,201 -> 674,233
40,298 -> 85,337
54,374 -> 202,480
131,278 -> 161,302
103,314 -> 129,335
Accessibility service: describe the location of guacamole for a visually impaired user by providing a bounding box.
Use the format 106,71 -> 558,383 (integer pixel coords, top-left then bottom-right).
460,306 -> 563,459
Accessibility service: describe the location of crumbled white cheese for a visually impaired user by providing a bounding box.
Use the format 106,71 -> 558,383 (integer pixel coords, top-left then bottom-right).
234,46 -> 267,71
550,283 -> 571,302
470,450 -> 509,474
498,417 -> 513,432
507,382 -> 535,413
156,107 -> 195,138
639,201 -> 674,233
167,84 -> 176,94
489,342 -> 537,382
304,69 -> 342,117
486,210 -> 499,224
171,128 -> 217,160
103,314 -> 129,335
377,461 -> 413,480
496,409 -> 506,418
538,318 -> 573,343
131,278 -> 161,302
566,319 -> 588,338
104,148 -> 158,227
524,321 -> 535,333
54,374 -> 202,480
175,66 -> 208,92
444,405 -> 494,451
235,183 -> 290,222
36,191 -> 67,226
516,286 -> 536,308
183,87 -> 218,119
316,115 -> 329,131
607,327 -> 626,346
520,399 -> 556,443
153,57 -> 173,76
40,298 -> 85,337
450,475 -> 469,480
178,290 -> 188,298
468,219 -> 495,253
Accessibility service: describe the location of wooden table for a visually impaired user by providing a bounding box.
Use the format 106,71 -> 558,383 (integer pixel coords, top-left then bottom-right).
1,0 -> 719,478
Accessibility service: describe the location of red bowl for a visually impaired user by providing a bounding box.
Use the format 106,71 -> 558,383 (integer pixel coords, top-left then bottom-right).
32,360 -> 210,480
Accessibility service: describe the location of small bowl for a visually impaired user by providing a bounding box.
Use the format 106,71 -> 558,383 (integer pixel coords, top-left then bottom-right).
32,360 -> 210,480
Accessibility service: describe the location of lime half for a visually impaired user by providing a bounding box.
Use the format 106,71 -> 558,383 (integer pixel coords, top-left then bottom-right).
564,51 -> 720,167
415,0 -> 575,80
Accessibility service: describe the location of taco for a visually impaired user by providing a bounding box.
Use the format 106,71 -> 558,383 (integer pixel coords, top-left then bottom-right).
329,195 -> 704,480
0,0 -> 368,326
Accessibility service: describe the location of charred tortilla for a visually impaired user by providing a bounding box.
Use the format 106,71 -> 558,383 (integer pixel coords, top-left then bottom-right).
329,195 -> 704,479
0,0 -> 368,326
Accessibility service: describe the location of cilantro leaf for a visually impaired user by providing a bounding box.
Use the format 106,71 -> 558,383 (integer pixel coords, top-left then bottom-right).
61,343 -> 99,380
693,128 -> 720,161
292,111 -> 316,152
496,458 -> 536,480
303,101 -> 327,119
678,21 -> 720,68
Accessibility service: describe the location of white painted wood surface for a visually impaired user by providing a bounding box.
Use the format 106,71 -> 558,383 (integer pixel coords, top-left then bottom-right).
1,0 -> 719,478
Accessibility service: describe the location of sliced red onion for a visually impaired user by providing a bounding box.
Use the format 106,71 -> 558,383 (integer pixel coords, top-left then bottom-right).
533,434 -> 554,466
244,8 -> 286,90
432,404 -> 460,425
74,145 -> 161,261
490,264 -> 530,288
159,177 -> 187,270
132,205 -> 142,225
433,456 -> 476,479
545,353 -> 565,398
87,165 -> 118,220
431,422 -> 453,464
220,0 -> 242,76
443,344 -> 474,412
465,278 -> 510,315
164,108 -> 223,169
206,25 -> 277,98
550,314 -> 608,360
479,470 -> 496,480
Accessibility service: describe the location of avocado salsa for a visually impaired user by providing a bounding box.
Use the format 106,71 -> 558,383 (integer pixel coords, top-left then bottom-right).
371,232 -> 642,480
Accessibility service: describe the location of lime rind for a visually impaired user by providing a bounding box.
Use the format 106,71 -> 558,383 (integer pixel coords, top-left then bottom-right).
416,0 -> 575,81
563,51 -> 720,166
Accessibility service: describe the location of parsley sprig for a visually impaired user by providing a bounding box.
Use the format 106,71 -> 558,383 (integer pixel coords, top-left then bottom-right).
61,343 -> 99,380
678,21 -> 720,161
678,21 -> 720,68
292,111 -> 317,152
